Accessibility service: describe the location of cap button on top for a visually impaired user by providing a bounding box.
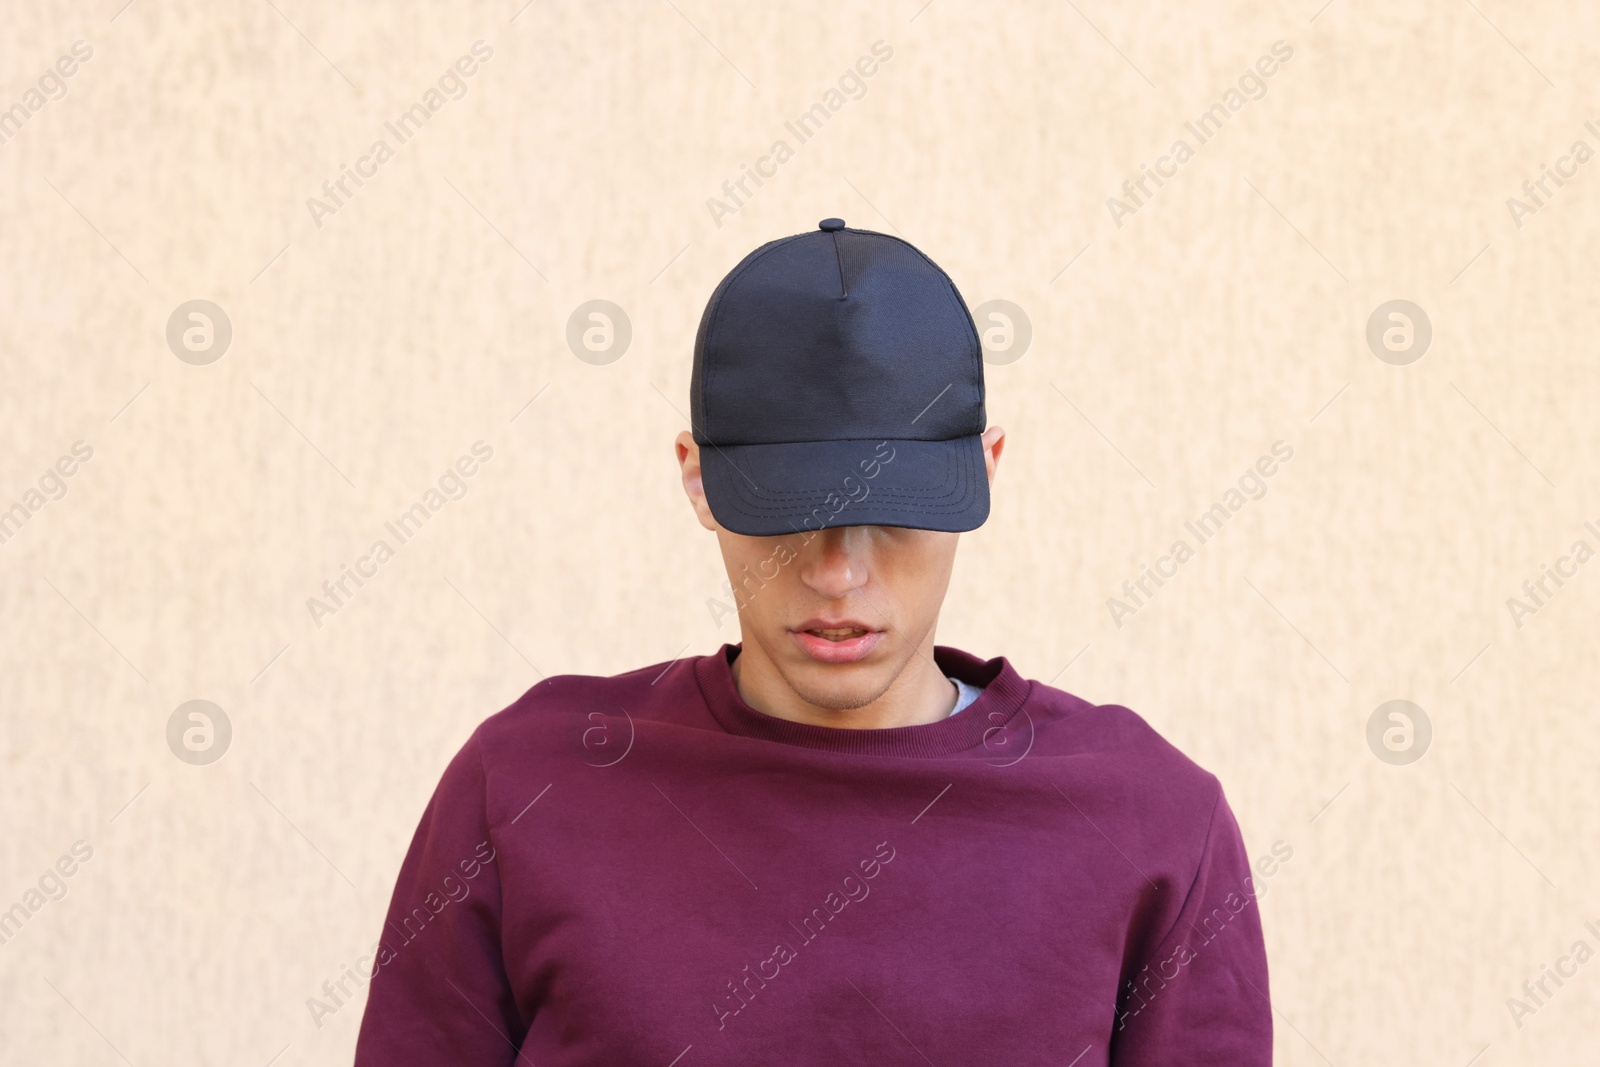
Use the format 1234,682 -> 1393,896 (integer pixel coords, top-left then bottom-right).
818,218 -> 846,232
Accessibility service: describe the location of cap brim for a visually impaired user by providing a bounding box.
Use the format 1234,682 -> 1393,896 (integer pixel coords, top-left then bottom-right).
697,434 -> 989,537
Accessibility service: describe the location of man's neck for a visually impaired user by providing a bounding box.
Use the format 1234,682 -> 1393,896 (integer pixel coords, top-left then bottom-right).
729,635 -> 958,729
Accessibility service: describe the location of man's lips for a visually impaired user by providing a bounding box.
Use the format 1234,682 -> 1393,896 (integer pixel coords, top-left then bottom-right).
790,619 -> 883,664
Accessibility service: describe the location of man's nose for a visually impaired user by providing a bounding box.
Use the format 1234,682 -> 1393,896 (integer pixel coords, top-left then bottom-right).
798,526 -> 869,600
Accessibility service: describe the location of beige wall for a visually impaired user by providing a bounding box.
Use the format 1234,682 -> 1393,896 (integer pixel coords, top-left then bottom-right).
3,1 -> 1598,1063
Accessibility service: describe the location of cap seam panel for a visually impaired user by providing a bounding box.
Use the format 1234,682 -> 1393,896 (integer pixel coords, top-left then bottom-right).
700,233 -> 810,446
844,227 -> 984,429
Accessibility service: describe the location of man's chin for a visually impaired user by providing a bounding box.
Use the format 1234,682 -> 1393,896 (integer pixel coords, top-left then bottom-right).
781,657 -> 892,714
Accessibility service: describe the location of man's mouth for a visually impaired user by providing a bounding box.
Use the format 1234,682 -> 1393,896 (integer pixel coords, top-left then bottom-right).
790,620 -> 883,663
806,627 -> 870,641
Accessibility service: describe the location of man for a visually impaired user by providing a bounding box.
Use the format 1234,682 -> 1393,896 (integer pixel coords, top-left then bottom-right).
353,218 -> 1272,1064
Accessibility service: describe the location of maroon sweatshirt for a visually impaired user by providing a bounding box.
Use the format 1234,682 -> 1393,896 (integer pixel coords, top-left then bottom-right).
353,643 -> 1271,1065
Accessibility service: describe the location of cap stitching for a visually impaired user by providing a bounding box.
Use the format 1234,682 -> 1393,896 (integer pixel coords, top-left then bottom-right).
829,232 -> 847,298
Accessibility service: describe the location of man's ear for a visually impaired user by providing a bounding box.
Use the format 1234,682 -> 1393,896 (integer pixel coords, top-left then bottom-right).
674,430 -> 720,531
981,425 -> 1006,486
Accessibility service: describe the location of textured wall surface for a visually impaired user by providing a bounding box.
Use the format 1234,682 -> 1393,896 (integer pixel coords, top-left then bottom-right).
2,1 -> 1598,1064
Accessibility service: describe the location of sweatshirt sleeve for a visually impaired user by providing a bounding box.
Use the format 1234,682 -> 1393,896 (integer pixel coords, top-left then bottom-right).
353,729 -> 527,1066
1109,787 -> 1273,1065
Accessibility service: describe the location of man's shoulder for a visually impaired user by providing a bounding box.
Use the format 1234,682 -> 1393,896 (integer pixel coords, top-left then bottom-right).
472,650 -> 705,742
1024,676 -> 1225,809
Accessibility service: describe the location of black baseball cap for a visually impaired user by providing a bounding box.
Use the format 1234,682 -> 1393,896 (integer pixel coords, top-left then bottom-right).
690,218 -> 989,537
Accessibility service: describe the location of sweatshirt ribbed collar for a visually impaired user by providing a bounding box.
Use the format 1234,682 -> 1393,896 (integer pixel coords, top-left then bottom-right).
693,642 -> 1033,758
